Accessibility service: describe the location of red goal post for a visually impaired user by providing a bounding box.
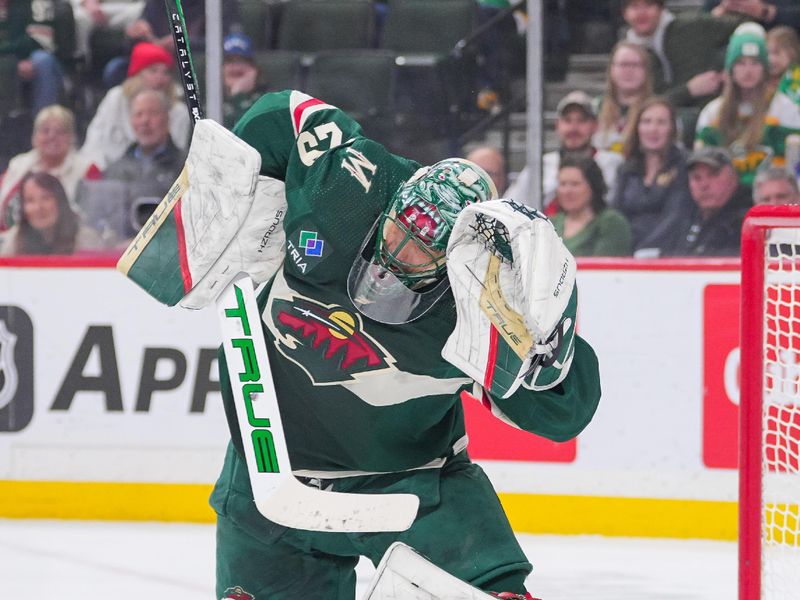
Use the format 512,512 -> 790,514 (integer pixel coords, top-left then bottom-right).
740,204 -> 800,600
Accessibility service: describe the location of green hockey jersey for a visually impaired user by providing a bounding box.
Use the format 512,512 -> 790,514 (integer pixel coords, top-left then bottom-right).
694,90 -> 800,185
218,90 -> 601,476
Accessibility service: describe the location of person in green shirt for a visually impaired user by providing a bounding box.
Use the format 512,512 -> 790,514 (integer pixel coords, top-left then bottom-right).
0,0 -> 63,115
766,26 -> 800,106
694,22 -> 800,185
551,154 -> 633,256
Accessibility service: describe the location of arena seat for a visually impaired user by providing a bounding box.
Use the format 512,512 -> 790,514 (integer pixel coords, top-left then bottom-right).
379,0 -> 479,154
304,50 -> 397,141
276,0 -> 375,53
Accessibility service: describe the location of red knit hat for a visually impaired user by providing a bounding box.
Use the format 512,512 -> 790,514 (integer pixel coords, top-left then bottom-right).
127,42 -> 175,78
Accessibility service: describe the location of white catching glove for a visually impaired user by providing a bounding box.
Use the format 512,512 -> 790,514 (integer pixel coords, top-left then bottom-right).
442,199 -> 577,399
117,119 -> 287,309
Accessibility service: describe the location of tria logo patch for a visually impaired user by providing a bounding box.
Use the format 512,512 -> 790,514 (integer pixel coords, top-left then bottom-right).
299,230 -> 324,256
286,224 -> 332,275
221,586 -> 255,600
269,295 -> 395,385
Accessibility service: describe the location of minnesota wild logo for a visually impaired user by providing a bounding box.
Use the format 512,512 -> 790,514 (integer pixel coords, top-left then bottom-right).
269,295 -> 395,385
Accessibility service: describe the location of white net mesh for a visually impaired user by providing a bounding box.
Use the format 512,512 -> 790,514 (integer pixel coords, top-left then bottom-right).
763,228 -> 800,598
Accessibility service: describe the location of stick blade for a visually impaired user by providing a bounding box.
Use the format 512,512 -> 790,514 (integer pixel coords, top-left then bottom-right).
257,478 -> 419,532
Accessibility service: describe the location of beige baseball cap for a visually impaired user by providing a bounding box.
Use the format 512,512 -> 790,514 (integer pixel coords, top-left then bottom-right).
556,91 -> 596,119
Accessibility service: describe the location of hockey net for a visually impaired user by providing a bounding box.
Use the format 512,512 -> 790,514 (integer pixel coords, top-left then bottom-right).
740,205 -> 800,599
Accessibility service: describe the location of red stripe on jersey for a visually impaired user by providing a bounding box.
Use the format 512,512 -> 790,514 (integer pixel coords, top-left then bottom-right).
459,389 -> 492,411
174,197 -> 193,293
484,325 -> 499,390
293,98 -> 325,135
481,388 -> 492,410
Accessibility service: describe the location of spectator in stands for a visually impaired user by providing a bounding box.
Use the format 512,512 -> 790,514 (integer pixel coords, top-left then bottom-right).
222,32 -> 264,130
0,0 -> 64,115
550,154 -> 632,257
102,88 -> 185,205
613,97 -> 693,256
767,27 -> 799,89
753,166 -> 800,204
82,42 -> 191,169
474,0 -> 524,113
505,91 -> 623,209
767,26 -> 800,105
665,146 -> 752,256
69,0 -> 144,64
623,0 -> 739,109
101,0 -> 239,89
694,23 -> 800,186
0,172 -> 103,256
593,41 -> 654,154
126,0 -> 239,52
465,145 -> 508,195
0,105 -> 101,231
704,0 -> 800,32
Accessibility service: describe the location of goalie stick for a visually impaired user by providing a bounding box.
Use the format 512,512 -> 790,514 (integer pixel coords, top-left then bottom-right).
157,0 -> 419,532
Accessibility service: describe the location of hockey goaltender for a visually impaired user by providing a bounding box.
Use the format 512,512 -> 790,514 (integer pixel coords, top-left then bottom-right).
118,90 -> 601,599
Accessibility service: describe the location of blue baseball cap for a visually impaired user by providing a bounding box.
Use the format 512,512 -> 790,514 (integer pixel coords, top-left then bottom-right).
223,32 -> 254,61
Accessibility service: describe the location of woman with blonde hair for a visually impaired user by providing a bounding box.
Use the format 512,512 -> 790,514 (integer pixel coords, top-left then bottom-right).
81,42 -> 191,169
695,22 -> 800,185
767,26 -> 800,105
593,41 -> 654,154
0,172 -> 104,256
0,105 -> 101,231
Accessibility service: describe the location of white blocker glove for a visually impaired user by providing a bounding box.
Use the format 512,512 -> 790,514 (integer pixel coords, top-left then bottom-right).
442,199 -> 577,399
117,119 -> 287,309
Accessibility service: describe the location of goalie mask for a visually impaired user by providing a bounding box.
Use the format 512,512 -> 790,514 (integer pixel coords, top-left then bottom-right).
348,158 -> 497,324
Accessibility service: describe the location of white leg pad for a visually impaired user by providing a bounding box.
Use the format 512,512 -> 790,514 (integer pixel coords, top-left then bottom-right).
364,543 -> 495,600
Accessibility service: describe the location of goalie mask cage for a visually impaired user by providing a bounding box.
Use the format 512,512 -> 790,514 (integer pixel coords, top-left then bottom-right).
740,204 -> 800,599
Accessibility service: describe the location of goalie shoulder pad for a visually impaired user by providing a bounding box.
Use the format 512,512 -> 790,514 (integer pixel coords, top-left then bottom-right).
442,199 -> 576,398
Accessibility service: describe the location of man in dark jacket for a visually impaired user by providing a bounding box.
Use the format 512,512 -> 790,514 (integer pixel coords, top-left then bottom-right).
623,0 -> 741,109
666,147 -> 752,256
103,88 -> 186,235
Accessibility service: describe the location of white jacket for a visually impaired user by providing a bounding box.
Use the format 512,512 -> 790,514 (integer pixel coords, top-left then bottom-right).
0,148 -> 100,227
81,84 -> 191,169
505,149 -> 624,208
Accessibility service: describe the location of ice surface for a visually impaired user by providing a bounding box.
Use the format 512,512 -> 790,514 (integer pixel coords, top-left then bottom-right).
0,519 -> 736,599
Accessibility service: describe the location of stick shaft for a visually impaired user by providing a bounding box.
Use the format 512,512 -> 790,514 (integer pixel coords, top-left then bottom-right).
163,0 -> 203,123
